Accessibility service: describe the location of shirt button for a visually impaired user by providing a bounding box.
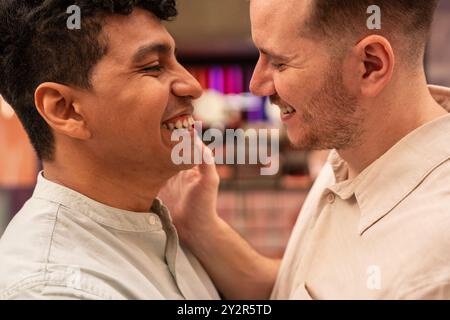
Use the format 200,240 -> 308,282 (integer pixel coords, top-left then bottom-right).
148,216 -> 157,225
327,193 -> 336,204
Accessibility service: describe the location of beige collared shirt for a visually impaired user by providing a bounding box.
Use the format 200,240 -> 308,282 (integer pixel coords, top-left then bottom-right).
272,86 -> 450,300
0,173 -> 219,300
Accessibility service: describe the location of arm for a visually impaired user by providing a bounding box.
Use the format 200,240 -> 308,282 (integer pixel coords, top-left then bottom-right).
159,143 -> 280,300
182,215 -> 280,300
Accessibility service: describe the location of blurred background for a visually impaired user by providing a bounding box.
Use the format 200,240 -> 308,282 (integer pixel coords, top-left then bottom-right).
1,0 -> 449,258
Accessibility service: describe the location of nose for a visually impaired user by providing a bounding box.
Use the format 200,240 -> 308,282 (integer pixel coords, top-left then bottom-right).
250,56 -> 276,97
172,62 -> 203,100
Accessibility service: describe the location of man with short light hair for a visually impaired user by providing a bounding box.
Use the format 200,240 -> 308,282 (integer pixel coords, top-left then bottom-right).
161,0 -> 450,299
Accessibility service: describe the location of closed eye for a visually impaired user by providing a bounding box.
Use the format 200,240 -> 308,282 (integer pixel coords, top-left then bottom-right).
272,63 -> 286,70
141,65 -> 163,74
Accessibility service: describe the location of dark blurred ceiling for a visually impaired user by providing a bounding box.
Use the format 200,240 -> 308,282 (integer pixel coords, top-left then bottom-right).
164,0 -> 257,59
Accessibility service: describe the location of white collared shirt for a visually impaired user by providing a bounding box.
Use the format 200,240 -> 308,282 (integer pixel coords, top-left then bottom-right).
271,86 -> 450,300
0,174 -> 219,300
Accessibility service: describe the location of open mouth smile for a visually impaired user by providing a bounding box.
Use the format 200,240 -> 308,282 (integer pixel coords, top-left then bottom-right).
161,114 -> 195,132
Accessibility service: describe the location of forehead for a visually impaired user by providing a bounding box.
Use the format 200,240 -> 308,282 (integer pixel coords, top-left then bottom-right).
249,0 -> 312,49
101,8 -> 175,63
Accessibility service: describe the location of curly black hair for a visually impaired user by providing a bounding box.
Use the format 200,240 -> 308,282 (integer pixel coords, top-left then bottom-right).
0,0 -> 177,160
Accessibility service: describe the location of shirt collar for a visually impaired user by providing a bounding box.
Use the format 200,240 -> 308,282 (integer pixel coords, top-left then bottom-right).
328,85 -> 450,235
32,172 -> 168,233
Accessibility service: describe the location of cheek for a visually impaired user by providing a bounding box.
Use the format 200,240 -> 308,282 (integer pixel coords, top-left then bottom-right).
87,75 -> 177,160
275,83 -> 304,109
92,86 -> 170,146
121,81 -> 170,124
122,100 -> 169,148
273,70 -> 313,106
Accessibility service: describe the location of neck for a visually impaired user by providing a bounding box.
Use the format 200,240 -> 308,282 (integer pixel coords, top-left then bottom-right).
43,150 -> 169,213
339,82 -> 447,180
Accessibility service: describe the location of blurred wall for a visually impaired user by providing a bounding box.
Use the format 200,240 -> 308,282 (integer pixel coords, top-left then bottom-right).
0,96 -> 37,236
428,0 -> 450,86
165,0 -> 256,58
0,96 -> 37,187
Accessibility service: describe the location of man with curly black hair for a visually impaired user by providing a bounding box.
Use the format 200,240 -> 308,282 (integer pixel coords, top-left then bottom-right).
0,0 -> 219,300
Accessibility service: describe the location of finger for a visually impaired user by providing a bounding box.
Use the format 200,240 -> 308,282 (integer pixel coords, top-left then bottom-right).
193,134 -> 217,175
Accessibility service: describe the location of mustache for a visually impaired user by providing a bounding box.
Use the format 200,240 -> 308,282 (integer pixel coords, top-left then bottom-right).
270,95 -> 292,108
177,97 -> 194,108
171,97 -> 195,112
164,97 -> 195,119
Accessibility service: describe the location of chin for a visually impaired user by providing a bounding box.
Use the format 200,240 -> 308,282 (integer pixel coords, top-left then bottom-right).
287,130 -> 314,150
287,128 -> 303,145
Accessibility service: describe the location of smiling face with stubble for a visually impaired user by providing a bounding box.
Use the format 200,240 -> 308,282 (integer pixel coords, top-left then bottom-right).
249,0 -> 365,151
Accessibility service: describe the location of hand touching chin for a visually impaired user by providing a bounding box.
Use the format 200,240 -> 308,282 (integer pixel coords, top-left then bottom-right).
159,137 -> 222,242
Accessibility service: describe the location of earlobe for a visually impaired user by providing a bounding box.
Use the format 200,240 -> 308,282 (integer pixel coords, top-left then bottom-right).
35,83 -> 92,140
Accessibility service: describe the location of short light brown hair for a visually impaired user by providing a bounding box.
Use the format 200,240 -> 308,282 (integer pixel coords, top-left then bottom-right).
305,0 -> 440,62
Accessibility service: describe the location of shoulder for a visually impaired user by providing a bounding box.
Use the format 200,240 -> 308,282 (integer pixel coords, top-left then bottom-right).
0,197 -> 61,291
397,158 -> 450,239
0,196 -> 105,298
384,161 -> 450,298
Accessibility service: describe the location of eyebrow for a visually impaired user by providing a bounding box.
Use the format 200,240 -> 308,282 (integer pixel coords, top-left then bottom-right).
131,42 -> 174,65
259,48 -> 290,61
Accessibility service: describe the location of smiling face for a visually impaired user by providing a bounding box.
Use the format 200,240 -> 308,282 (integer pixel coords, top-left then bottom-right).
249,0 -> 364,150
77,9 -> 201,177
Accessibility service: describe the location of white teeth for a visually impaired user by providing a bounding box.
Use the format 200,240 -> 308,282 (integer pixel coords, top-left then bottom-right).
281,106 -> 295,114
163,116 -> 195,132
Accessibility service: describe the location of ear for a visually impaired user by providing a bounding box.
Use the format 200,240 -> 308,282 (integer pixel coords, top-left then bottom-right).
349,35 -> 395,97
34,83 -> 92,140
